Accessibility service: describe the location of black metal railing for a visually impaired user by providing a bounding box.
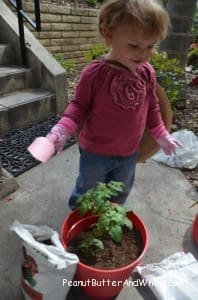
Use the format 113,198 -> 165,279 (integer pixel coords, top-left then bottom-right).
7,0 -> 41,65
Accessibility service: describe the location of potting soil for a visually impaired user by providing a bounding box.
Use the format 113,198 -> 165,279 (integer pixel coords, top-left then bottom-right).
67,227 -> 142,269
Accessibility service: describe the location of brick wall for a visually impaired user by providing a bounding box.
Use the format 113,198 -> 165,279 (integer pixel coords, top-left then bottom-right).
21,2 -> 101,69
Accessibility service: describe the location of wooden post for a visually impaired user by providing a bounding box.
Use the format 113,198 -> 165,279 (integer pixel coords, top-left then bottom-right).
160,0 -> 197,66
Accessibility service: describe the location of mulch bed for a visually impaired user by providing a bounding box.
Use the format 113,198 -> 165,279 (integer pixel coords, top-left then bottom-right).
172,82 -> 198,192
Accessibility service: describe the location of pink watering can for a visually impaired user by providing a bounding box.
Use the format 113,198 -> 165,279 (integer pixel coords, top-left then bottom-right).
27,137 -> 55,163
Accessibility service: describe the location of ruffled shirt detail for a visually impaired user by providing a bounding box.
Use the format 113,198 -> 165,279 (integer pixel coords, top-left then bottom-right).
60,59 -> 167,156
110,73 -> 146,110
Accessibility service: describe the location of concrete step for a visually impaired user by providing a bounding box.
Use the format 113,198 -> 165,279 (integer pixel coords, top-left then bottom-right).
0,89 -> 56,134
0,44 -> 17,65
0,66 -> 33,96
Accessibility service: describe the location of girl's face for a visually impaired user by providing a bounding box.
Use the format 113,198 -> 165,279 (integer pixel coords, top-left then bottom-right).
104,23 -> 158,72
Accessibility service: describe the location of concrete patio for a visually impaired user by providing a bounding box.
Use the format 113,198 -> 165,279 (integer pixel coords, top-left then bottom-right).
0,144 -> 197,299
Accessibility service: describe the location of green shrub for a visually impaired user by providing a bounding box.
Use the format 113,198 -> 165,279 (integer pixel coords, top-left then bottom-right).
86,0 -> 98,6
150,51 -> 185,109
53,54 -> 75,77
86,0 -> 103,7
85,43 -> 108,62
187,47 -> 198,71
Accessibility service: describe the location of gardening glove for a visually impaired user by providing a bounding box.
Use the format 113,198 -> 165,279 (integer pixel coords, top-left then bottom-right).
156,134 -> 183,155
46,124 -> 68,154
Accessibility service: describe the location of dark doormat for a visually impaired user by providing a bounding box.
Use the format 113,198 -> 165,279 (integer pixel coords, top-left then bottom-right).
0,115 -> 76,177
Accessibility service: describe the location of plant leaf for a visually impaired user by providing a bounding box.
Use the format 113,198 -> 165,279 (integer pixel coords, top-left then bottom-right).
79,200 -> 90,215
109,225 -> 122,243
91,238 -> 104,250
124,218 -> 133,230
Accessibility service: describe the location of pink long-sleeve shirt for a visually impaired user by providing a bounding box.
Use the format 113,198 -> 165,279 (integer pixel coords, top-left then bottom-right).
58,59 -> 168,156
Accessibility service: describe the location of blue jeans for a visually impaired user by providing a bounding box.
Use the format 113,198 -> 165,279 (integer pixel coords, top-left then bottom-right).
68,148 -> 137,210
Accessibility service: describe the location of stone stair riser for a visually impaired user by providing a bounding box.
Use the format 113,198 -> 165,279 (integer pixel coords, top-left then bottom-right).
0,70 -> 33,96
0,45 -> 17,65
0,94 -> 56,134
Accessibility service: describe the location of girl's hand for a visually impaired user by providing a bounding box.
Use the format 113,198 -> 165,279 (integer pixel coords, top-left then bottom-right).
46,124 -> 68,154
156,134 -> 184,155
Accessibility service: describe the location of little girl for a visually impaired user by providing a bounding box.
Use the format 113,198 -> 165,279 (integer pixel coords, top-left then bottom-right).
46,0 -> 183,210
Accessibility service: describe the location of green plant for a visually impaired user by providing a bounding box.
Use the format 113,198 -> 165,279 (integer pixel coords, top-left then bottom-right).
76,181 -> 133,255
85,43 -> 108,62
187,47 -> 198,71
86,0 -> 103,7
53,54 -> 75,77
79,237 -> 104,257
150,51 -> 185,109
86,0 -> 98,6
160,0 -> 168,7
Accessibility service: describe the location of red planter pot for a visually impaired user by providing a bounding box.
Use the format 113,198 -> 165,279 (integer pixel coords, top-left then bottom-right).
61,210 -> 148,300
192,214 -> 198,247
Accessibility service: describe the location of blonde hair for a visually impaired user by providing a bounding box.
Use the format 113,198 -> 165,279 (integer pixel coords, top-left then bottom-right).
99,0 -> 170,40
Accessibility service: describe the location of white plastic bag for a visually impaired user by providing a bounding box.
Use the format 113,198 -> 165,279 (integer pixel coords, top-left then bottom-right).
10,220 -> 79,300
136,252 -> 198,300
152,130 -> 198,169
